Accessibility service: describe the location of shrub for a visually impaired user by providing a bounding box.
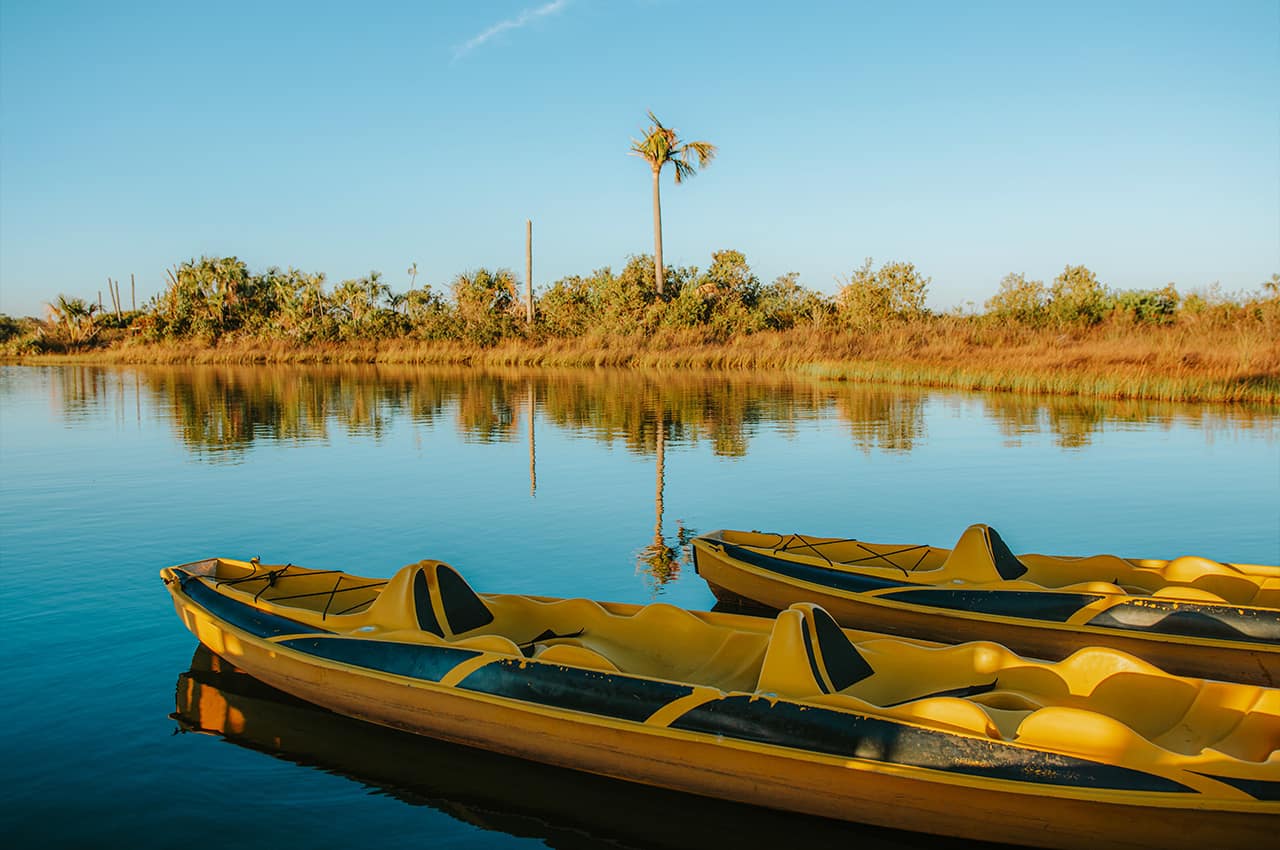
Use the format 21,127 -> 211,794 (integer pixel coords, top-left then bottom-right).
536,274 -> 598,338
1111,284 -> 1179,325
404,286 -> 456,341
836,259 -> 930,330
452,268 -> 520,346
986,273 -> 1048,326
1048,264 -> 1107,326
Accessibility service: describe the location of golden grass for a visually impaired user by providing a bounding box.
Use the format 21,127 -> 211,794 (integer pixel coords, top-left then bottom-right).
15,318 -> 1280,404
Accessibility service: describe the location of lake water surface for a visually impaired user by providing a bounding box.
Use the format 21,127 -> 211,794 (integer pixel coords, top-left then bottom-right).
2,364 -> 1277,848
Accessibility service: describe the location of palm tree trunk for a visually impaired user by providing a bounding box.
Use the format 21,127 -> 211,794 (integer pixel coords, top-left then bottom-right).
651,167 -> 664,296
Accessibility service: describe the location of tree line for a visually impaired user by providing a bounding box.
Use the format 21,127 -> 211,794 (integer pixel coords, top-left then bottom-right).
4,250 -> 1276,353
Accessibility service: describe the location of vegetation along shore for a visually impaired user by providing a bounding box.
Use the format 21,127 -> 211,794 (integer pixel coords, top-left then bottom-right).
5,251 -> 1278,404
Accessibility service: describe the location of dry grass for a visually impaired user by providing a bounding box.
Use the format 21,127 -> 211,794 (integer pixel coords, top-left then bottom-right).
15,318 -> 1279,404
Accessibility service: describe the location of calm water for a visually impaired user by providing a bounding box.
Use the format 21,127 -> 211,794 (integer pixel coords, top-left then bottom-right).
2,364 -> 1278,848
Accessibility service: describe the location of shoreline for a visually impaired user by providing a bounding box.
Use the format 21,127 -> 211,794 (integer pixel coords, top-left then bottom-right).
9,333 -> 1279,405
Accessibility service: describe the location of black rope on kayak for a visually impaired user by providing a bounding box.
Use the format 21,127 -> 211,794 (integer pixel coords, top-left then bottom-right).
265,581 -> 388,604
253,566 -> 291,601
761,533 -> 789,550
908,547 -> 935,572
793,537 -> 836,568
217,566 -> 342,590
214,558 -> 264,588
838,543 -> 924,576
321,574 -> 344,621
774,533 -> 809,553
518,627 -> 585,657
332,597 -> 378,616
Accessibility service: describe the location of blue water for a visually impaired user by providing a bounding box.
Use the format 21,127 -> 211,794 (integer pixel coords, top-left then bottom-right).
2,364 -> 1277,848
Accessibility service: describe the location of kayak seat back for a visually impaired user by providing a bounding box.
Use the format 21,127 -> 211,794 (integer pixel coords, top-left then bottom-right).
365,560 -> 497,638
756,603 -> 874,699
928,524 -> 1029,584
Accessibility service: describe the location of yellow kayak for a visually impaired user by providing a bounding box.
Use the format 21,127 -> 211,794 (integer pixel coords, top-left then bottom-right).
692,524 -> 1280,687
161,556 -> 1279,850
173,645 -> 978,848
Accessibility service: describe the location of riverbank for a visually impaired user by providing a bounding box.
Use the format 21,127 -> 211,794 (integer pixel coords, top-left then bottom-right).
13,320 -> 1279,404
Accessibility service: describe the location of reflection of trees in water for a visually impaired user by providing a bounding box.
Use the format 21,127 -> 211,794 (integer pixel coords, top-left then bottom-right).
53,366 -> 107,413
46,364 -> 1272,461
834,387 -> 927,453
51,366 -> 144,422
142,367 -> 419,459
454,373 -> 518,443
993,395 -> 1116,449
976,394 -> 1280,449
537,370 -> 830,459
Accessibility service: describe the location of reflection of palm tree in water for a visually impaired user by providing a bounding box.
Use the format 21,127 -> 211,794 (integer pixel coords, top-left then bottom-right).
637,413 -> 695,590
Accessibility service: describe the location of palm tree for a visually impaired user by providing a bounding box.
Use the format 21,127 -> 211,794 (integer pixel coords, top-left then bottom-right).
629,111 -> 716,296
46,295 -> 100,346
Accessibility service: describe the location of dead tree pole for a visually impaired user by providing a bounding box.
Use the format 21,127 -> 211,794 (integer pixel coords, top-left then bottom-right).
525,219 -> 533,323
131,274 -> 136,311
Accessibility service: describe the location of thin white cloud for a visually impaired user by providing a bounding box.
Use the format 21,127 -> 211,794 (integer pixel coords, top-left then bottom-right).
454,0 -> 570,60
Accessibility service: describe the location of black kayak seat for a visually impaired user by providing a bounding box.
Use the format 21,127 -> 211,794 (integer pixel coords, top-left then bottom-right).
934,524 -> 1029,583
757,603 -> 875,698
412,561 -> 496,638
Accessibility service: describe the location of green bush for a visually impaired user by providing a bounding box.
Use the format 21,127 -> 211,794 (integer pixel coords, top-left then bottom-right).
1048,264 -> 1107,326
536,274 -> 599,338
986,273 -> 1048,326
1111,284 -> 1179,325
836,259 -> 930,330
452,268 -> 520,346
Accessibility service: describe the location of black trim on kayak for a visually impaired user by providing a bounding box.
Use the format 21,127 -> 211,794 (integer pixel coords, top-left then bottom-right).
180,574 -> 332,638
811,606 -> 875,690
1086,600 -> 1280,643
457,658 -> 695,723
877,588 -> 1103,623
669,696 -> 1193,794
719,543 -> 910,592
279,636 -> 480,683
987,528 -> 1029,581
438,563 -> 496,635
414,569 -> 445,637
880,681 -> 998,709
1190,772 -> 1280,802
800,623 -> 829,694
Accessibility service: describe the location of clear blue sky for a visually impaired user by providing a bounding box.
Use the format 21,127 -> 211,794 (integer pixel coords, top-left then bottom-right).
2,0 -> 1277,316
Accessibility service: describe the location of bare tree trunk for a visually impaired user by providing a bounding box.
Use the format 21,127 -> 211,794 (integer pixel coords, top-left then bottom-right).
525,219 -> 533,322
652,167 -> 664,296
131,274 -> 136,311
